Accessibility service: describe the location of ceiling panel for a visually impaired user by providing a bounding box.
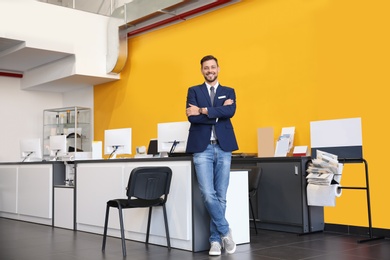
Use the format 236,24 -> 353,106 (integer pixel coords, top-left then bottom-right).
0,45 -> 71,73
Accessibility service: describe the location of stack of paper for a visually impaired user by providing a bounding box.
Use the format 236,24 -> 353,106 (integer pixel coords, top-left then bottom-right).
307,150 -> 342,184
306,150 -> 344,206
306,173 -> 334,185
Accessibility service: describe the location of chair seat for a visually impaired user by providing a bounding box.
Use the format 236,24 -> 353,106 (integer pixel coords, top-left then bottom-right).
107,198 -> 164,208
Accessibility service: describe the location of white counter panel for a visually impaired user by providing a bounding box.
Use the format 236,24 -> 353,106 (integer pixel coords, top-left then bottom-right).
75,160 -> 193,250
54,187 -> 74,229
76,164 -> 124,228
123,162 -> 192,242
0,166 -> 18,213
18,165 -> 52,219
226,170 -> 249,244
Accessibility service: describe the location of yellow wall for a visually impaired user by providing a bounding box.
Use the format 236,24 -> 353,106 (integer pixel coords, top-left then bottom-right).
95,0 -> 390,229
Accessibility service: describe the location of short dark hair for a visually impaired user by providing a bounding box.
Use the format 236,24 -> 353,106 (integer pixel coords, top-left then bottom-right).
200,55 -> 218,67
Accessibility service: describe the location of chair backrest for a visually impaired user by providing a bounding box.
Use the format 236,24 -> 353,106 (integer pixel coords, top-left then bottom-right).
126,166 -> 172,203
248,166 -> 262,197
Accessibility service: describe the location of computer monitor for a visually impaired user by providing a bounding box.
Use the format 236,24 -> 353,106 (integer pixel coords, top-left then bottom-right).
104,128 -> 132,159
49,135 -> 67,160
157,121 -> 190,153
20,138 -> 42,162
147,139 -> 158,155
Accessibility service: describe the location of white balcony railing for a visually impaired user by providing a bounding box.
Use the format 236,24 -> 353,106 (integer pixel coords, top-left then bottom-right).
38,0 -> 131,16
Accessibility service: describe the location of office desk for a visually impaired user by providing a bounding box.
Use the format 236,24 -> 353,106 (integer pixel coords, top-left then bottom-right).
231,156 -> 324,234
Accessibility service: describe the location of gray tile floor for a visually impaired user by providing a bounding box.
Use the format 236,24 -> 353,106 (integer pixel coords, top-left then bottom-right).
1,217 -> 389,260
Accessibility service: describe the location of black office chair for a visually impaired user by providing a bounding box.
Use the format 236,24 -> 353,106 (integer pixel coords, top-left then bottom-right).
101,166 -> 173,256
248,166 -> 262,234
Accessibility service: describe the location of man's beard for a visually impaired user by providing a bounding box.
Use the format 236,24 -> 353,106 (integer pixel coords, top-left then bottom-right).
204,73 -> 217,83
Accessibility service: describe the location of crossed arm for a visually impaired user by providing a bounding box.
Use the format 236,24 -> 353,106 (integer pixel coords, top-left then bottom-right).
186,99 -> 234,117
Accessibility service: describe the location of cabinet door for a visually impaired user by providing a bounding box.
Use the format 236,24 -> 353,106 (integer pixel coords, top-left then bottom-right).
258,162 -> 303,225
18,165 -> 52,218
54,187 -> 74,229
0,166 -> 18,213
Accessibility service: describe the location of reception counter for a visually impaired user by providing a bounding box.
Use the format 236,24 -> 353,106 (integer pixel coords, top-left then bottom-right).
0,156 -> 323,251
0,157 -> 249,252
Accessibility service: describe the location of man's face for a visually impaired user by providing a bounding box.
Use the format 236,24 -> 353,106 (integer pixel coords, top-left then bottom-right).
201,59 -> 220,84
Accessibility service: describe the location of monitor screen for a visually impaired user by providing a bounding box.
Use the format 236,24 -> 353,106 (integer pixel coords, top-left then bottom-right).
20,138 -> 42,162
49,135 -> 67,159
157,121 -> 190,153
104,128 -> 132,158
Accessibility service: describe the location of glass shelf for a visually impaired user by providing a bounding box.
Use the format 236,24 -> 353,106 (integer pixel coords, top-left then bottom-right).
43,106 -> 91,158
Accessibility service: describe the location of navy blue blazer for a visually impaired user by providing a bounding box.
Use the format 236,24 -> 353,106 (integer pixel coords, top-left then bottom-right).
185,83 -> 239,153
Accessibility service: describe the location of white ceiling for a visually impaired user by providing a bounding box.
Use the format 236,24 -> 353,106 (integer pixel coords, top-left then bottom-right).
1,0 -> 238,92
0,0 -> 159,78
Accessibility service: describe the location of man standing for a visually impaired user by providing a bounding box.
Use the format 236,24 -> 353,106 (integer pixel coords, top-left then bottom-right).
185,55 -> 239,256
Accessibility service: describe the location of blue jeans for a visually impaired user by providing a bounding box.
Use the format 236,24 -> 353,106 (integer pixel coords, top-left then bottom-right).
193,143 -> 232,244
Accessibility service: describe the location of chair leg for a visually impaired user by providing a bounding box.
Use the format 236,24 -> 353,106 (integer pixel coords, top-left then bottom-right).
102,204 -> 110,252
118,205 -> 127,257
146,207 -> 153,244
249,197 -> 258,234
163,204 -> 171,249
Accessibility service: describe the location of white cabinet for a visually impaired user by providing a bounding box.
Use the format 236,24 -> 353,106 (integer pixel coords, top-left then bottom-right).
54,187 -> 74,229
0,162 -> 65,225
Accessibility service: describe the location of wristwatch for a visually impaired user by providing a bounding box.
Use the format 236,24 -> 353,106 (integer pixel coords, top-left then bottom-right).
199,108 -> 202,114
